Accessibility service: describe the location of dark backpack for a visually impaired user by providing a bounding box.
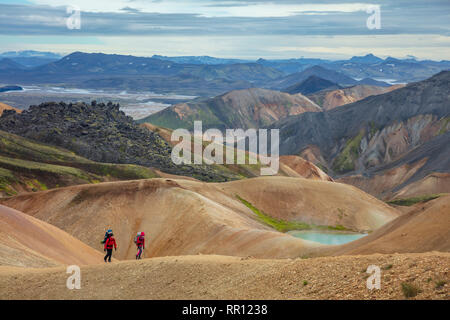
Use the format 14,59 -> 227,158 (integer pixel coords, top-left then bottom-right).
101,230 -> 113,244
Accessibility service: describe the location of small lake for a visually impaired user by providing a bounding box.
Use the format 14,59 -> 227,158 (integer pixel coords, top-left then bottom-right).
289,231 -> 367,245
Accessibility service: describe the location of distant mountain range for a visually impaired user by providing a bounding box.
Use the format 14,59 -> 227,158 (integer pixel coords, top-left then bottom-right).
322,54 -> 450,83
255,57 -> 328,74
140,53 -> 450,83
0,50 -> 62,68
0,51 -> 448,96
348,53 -> 384,64
282,76 -> 342,95
260,54 -> 450,83
152,55 -> 250,65
0,52 -> 282,96
270,65 -> 382,89
0,58 -> 25,71
0,50 -> 62,59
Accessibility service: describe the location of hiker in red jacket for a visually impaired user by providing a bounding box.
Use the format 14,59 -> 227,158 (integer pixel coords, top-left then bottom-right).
104,232 -> 117,263
135,232 -> 145,260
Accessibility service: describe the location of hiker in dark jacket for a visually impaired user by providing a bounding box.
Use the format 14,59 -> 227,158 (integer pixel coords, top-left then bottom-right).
104,232 -> 117,263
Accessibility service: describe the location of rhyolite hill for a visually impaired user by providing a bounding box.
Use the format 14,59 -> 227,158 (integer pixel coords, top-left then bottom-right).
271,71 -> 450,194
140,88 -> 321,131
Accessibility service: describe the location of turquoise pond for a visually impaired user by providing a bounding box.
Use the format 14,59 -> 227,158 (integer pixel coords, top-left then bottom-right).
289,231 -> 367,245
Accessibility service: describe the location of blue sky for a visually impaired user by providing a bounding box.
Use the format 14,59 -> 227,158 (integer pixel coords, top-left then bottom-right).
0,0 -> 449,60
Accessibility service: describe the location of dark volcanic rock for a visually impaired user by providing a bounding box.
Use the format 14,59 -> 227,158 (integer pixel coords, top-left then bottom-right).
0,101 -> 234,181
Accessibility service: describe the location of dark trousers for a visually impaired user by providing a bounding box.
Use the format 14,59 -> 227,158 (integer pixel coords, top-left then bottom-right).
136,245 -> 143,259
104,249 -> 113,262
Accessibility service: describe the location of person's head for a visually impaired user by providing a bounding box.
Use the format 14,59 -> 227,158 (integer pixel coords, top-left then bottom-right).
141,232 -> 145,237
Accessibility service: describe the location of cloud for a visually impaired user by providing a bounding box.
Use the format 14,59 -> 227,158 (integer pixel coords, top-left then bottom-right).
25,1 -> 380,17
0,2 -> 448,36
0,1 -> 448,60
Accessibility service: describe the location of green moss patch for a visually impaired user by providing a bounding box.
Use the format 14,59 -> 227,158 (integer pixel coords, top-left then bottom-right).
438,117 -> 450,135
0,167 -> 18,196
236,195 -> 350,232
0,155 -> 92,181
0,130 -> 88,164
387,194 -> 443,206
76,163 -> 160,180
332,130 -> 365,174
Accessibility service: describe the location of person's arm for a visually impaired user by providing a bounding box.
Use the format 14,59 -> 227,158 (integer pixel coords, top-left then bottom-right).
114,238 -> 117,250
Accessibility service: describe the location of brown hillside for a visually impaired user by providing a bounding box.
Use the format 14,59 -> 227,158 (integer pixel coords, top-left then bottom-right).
337,159 -> 427,200
331,196 -> 450,255
0,205 -> 103,267
393,173 -> 450,199
0,177 -> 399,261
279,155 -> 333,181
213,177 -> 399,232
0,179 -> 324,260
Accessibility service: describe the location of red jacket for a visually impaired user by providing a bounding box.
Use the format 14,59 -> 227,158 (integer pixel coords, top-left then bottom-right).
136,235 -> 145,249
104,236 -> 117,250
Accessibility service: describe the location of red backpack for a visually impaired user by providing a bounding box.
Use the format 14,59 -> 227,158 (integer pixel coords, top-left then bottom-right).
134,232 -> 145,245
